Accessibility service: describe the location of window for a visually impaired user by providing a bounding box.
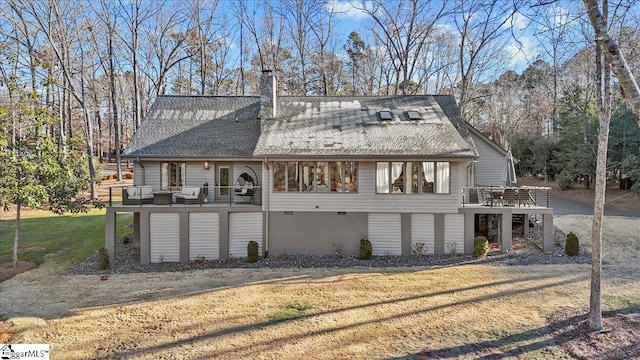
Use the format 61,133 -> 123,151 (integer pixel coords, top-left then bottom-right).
274,161 -> 358,193
378,111 -> 392,121
287,162 -> 299,192
376,161 -> 450,194
406,111 -> 421,120
161,162 -> 185,189
273,162 -> 286,191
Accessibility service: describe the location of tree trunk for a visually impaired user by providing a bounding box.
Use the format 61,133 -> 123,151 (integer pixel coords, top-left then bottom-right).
584,0 -> 640,125
588,0 -> 612,332
13,202 -> 20,268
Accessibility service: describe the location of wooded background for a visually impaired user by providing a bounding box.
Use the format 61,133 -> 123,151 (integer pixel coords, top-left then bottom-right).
1,0 -> 639,198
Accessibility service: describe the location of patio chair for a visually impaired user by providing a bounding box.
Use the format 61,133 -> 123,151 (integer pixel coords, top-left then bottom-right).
480,188 -> 493,206
234,172 -> 256,203
467,188 -> 479,204
516,188 -> 531,207
502,188 -> 517,206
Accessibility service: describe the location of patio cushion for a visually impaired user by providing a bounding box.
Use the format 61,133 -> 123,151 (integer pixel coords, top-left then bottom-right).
126,186 -> 154,199
126,187 -> 139,197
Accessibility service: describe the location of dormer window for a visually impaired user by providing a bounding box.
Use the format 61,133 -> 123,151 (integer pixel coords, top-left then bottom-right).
406,111 -> 421,120
378,111 -> 392,121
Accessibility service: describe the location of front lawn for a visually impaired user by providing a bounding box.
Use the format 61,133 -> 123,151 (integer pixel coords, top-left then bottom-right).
0,208 -> 132,268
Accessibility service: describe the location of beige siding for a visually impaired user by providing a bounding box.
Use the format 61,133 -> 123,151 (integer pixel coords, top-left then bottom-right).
471,132 -> 506,187
368,213 -> 401,255
228,212 -> 263,258
268,162 -> 462,213
149,213 -> 180,263
444,214 -> 465,255
186,163 -> 214,202
411,214 -> 435,254
188,213 -> 220,260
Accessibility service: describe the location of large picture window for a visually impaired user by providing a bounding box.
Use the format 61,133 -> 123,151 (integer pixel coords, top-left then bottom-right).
376,161 -> 450,194
274,161 -> 358,193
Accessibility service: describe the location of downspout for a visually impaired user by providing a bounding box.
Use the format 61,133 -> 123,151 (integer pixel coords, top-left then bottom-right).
137,157 -> 145,185
264,158 -> 269,258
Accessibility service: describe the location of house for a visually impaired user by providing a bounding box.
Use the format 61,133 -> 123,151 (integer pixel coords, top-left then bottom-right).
104,70 -> 554,264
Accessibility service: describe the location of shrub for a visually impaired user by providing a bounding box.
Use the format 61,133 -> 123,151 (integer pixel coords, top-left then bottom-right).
447,242 -> 458,258
358,239 -> 372,260
247,241 -> 260,263
473,236 -> 489,258
565,232 -> 579,256
98,247 -> 110,270
556,171 -> 573,190
412,242 -> 427,255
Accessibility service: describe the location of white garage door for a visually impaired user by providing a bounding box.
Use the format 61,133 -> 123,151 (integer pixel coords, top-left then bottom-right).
411,214 -> 435,254
189,213 -> 220,260
368,213 -> 401,255
444,214 -> 465,255
228,212 -> 263,258
150,213 -> 180,263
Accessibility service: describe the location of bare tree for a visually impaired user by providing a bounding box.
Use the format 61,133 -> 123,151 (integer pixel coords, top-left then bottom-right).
584,0 -> 640,123
453,0 -> 517,122
356,0 -> 450,94
140,5 -> 193,96
581,0 -> 640,332
22,0 -> 100,199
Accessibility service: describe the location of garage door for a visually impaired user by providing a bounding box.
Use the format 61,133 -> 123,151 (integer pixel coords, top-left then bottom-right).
228,212 -> 263,258
368,213 -> 401,255
411,214 -> 435,254
444,214 -> 465,255
150,213 -> 180,263
189,213 -> 220,260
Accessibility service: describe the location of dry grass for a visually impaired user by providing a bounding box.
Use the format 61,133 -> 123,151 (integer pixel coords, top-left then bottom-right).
2,262 -> 638,359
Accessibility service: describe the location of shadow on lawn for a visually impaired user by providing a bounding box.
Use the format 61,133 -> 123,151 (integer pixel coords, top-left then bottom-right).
391,306 -> 640,360
90,272 -> 589,359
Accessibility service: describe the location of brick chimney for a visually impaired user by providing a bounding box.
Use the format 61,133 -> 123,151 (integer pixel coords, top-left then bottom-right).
260,70 -> 276,119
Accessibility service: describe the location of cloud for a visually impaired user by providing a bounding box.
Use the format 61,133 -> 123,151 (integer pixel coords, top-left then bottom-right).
510,11 -> 529,31
327,0 -> 371,20
505,36 -> 537,70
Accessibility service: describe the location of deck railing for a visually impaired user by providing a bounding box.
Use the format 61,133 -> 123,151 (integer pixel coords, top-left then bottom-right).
462,186 -> 551,208
108,185 -> 262,207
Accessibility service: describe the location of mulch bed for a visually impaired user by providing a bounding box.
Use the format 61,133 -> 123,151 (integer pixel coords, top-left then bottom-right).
0,261 -> 37,282
547,306 -> 640,359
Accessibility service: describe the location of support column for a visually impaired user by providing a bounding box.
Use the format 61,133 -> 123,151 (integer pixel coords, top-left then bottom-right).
543,213 -> 554,253
180,212 -> 189,262
501,213 -> 512,253
140,212 -> 150,264
220,211 -> 229,260
401,213 -> 411,256
105,210 -> 117,264
434,213 -> 445,255
523,215 -> 529,239
464,213 -> 475,255
133,213 -> 140,249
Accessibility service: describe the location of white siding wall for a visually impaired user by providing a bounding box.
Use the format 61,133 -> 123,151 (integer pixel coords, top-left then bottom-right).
133,162 -> 162,189
228,212 -> 263,258
368,213 -> 401,255
471,132 -> 506,187
411,214 -> 435,254
186,163 -> 214,202
149,213 -> 180,262
133,162 -> 143,186
444,214 -> 465,256
268,162 -> 463,213
189,213 -> 220,260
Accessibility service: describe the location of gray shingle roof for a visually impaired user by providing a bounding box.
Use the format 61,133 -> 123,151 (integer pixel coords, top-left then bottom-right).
123,96 -> 261,158
254,95 -> 477,158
